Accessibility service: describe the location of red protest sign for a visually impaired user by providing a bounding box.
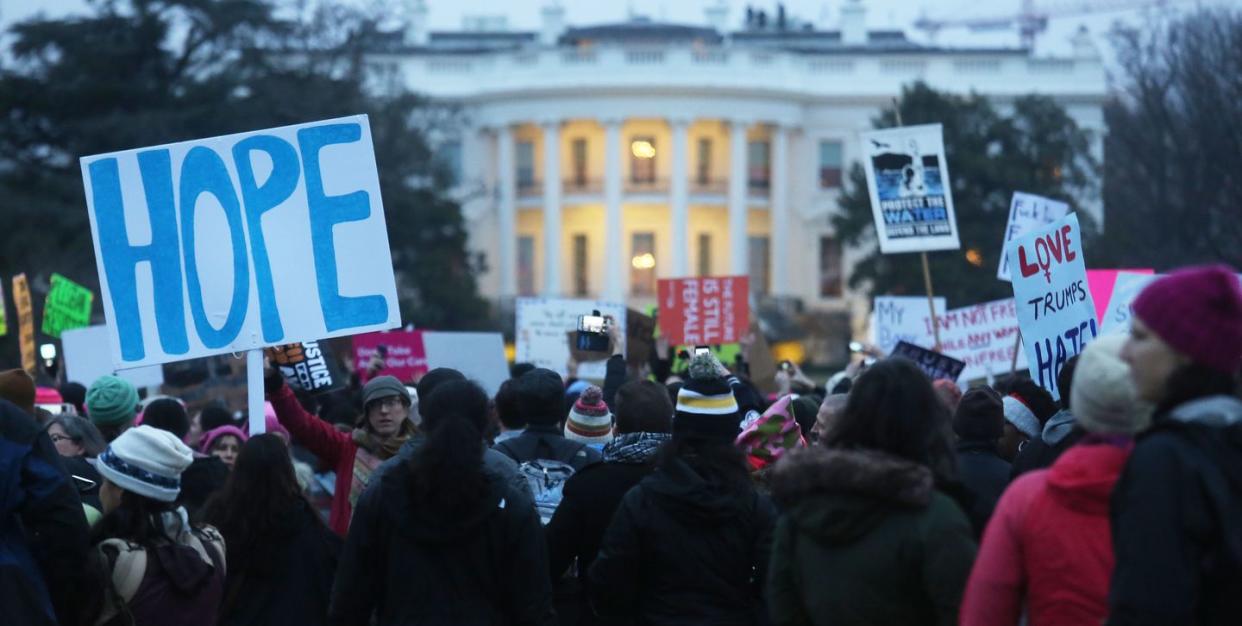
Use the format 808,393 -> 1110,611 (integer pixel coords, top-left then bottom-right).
657,276 -> 749,347
353,330 -> 427,384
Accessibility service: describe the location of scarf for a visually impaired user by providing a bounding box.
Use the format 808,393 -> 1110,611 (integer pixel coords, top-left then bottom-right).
603,432 -> 671,464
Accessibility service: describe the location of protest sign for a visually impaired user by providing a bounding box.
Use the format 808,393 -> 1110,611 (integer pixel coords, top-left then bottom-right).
41,273 -> 94,339
0,280 -> 7,337
892,340 -> 967,382
860,124 -> 960,253
1086,269 -> 1154,326
61,325 -> 164,389
13,274 -> 36,374
1006,213 -> 1096,400
870,296 -> 946,356
269,340 -> 344,393
1099,272 -> 1159,336
515,298 -> 626,379
80,115 -> 400,370
998,193 -> 1069,281
421,332 -> 509,397
919,298 -> 1027,382
656,276 -> 748,346
353,330 -> 427,384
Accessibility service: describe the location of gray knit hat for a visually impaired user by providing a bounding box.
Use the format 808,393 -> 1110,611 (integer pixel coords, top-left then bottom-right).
361,375 -> 411,408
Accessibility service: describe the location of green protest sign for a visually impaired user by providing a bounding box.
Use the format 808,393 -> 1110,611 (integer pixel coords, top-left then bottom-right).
41,273 -> 94,338
0,280 -> 7,337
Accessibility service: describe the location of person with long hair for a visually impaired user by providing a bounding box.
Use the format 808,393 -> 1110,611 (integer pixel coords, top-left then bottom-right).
44,414 -> 106,458
589,353 -> 776,625
265,367 -> 416,536
766,357 -> 976,626
329,379 -> 555,625
200,434 -> 340,626
90,425 -> 225,626
1109,265 -> 1242,625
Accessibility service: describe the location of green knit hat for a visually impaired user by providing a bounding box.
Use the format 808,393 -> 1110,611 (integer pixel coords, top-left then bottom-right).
86,375 -> 139,427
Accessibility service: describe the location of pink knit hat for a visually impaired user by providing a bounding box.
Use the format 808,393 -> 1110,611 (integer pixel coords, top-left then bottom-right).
1132,264 -> 1242,373
564,386 -> 613,445
200,425 -> 248,454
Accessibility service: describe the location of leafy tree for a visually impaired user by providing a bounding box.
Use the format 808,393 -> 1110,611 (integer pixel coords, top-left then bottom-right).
0,0 -> 487,364
832,81 -> 1098,308
1096,8 -> 1242,269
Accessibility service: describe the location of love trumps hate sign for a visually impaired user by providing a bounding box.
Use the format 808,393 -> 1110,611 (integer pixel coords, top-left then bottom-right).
1005,213 -> 1097,400
80,116 -> 401,369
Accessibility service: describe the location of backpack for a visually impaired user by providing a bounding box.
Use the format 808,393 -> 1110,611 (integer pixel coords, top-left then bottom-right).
495,433 -> 594,524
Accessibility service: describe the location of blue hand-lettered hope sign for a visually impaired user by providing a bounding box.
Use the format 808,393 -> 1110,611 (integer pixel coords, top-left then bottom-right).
81,115 -> 401,369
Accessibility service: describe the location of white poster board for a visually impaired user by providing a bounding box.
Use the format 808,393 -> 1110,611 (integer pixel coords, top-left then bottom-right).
1006,213 -> 1097,400
920,298 -> 1028,382
61,325 -> 164,389
860,123 -> 961,253
80,115 -> 400,369
998,192 -> 1069,281
1099,272 -> 1160,336
515,297 -> 626,379
870,296 -> 946,357
421,331 -> 509,397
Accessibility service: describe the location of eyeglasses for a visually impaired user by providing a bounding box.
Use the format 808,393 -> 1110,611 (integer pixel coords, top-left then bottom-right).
50,434 -> 77,444
368,396 -> 405,412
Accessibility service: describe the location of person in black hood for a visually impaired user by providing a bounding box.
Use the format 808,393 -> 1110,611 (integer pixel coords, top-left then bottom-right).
589,353 -> 776,626
328,379 -> 555,626
494,368 -> 602,472
952,387 -> 1011,537
1009,355 -> 1084,480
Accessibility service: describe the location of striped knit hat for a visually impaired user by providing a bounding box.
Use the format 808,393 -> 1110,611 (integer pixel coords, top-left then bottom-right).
93,425 -> 193,502
675,370 -> 742,441
564,385 -> 613,445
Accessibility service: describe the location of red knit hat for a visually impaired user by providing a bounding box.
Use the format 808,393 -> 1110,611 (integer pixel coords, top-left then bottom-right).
1131,264 -> 1242,373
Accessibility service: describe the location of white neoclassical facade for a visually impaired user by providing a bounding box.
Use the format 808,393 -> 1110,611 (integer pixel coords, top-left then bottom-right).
366,2 -> 1108,325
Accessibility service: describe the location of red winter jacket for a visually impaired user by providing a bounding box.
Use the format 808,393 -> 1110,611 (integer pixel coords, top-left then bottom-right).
960,441 -> 1132,626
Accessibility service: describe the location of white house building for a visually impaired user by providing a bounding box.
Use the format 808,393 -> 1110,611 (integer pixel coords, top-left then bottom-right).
366,1 -> 1107,346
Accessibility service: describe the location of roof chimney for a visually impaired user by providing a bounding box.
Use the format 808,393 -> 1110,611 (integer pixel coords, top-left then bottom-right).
705,1 -> 729,33
405,0 -> 429,46
840,0 -> 867,46
540,3 -> 566,46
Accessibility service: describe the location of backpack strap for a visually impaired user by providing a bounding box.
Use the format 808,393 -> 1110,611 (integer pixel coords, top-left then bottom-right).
100,539 -> 147,604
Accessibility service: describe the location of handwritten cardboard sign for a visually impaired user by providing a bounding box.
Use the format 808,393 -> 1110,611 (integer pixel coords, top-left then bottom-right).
892,340 -> 967,382
861,123 -> 961,253
657,276 -> 748,347
13,274 -> 35,374
1006,213 -> 1096,400
81,115 -> 400,369
870,296 -> 947,356
515,298 -> 626,379
0,280 -> 7,337
41,273 -> 94,339
998,192 -> 1068,281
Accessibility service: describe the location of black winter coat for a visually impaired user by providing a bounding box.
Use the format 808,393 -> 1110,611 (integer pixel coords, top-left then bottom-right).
954,441 -> 1011,537
588,456 -> 776,626
1109,395 -> 1242,626
217,500 -> 341,626
328,456 -> 556,626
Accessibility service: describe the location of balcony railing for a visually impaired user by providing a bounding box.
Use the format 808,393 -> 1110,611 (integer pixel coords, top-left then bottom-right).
689,178 -> 728,195
563,178 -> 603,194
748,180 -> 771,198
517,179 -> 542,198
624,177 -> 670,194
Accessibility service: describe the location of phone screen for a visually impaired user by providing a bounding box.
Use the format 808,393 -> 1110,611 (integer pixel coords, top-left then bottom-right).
579,315 -> 606,334
694,346 -> 711,356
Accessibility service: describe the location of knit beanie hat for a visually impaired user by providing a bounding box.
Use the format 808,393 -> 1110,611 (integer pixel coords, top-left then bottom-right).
86,375 -> 139,427
1002,394 -> 1041,439
1072,334 -> 1152,435
674,353 -> 741,441
0,368 -> 36,416
735,395 -> 806,471
200,425 -> 249,455
1131,264 -> 1242,374
93,425 -> 193,502
564,385 -> 613,445
953,387 -> 1004,442
362,375 -> 412,409
35,387 -> 63,408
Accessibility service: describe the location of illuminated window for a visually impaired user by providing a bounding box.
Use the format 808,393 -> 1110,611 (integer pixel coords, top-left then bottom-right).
630,137 -> 656,183
630,232 -> 656,295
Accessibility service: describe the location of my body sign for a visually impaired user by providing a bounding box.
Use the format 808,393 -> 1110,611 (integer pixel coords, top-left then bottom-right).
81,115 -> 400,368
1005,213 -> 1096,400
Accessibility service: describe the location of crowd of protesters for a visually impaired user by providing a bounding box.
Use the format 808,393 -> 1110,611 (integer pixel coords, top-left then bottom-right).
1,263 -> 1240,626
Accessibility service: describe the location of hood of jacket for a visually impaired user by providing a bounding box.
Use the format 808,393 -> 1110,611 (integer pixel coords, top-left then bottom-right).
642,455 -> 754,526
1045,442 -> 1132,515
379,459 -> 506,545
1042,409 -> 1076,445
1167,395 -> 1242,428
768,447 -> 934,545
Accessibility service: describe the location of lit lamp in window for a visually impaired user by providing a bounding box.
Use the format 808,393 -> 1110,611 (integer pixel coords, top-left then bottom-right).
965,248 -> 984,267
631,253 -> 656,269
630,140 -> 656,159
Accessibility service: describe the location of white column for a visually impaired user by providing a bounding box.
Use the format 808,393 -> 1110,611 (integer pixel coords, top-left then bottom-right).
603,119 -> 624,300
770,124 -> 789,295
496,126 -> 517,298
541,120 -> 562,296
728,119 -> 749,276
670,117 -> 690,277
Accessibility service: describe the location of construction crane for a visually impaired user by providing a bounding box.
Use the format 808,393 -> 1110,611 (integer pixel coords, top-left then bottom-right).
914,0 -> 1195,48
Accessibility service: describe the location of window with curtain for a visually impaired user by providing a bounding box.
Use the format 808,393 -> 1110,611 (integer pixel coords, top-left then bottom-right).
748,236 -> 770,295
697,233 -> 712,276
630,232 -> 656,296
819,236 -> 843,297
748,140 -> 770,189
571,138 -> 588,188
517,235 -> 535,295
437,140 -> 462,186
516,140 -> 535,190
819,140 -> 843,188
572,234 -> 589,296
630,136 -> 656,184
696,138 -> 712,185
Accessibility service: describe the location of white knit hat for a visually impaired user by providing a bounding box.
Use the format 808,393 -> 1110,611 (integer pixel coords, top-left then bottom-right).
93,425 -> 194,502
1002,395 -> 1041,439
1071,335 -> 1152,435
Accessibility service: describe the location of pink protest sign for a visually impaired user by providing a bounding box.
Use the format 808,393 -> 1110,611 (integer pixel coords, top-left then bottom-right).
1086,269 -> 1154,323
353,330 -> 427,384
